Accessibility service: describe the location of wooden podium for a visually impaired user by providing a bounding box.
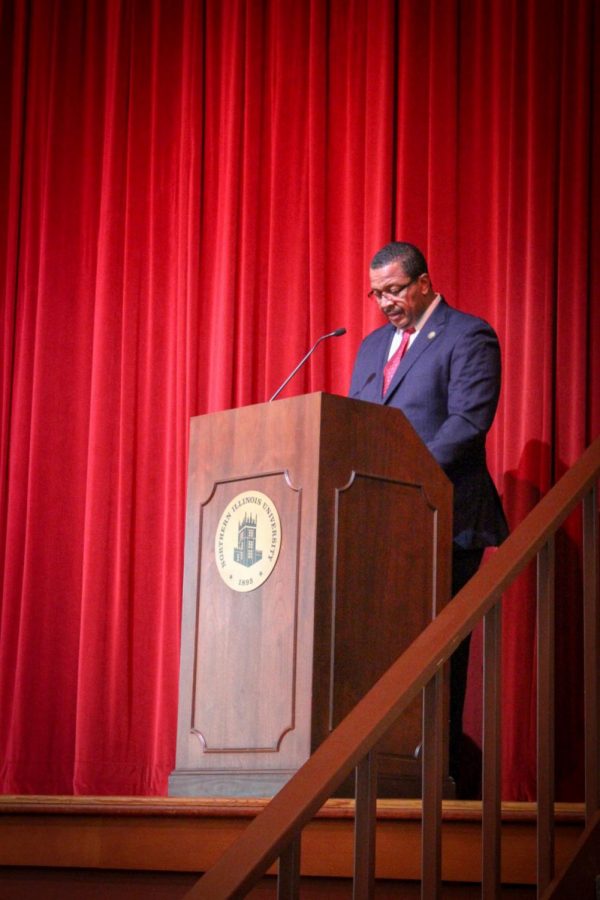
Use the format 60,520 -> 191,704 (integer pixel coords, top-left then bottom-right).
168,393 -> 452,798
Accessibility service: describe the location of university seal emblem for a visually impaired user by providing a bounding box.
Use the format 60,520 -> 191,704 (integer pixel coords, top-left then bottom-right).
214,490 -> 282,593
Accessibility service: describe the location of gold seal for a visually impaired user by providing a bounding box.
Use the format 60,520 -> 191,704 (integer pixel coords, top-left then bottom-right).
214,490 -> 282,593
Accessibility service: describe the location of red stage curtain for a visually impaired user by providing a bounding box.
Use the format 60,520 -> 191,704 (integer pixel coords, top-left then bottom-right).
1,0 -> 598,799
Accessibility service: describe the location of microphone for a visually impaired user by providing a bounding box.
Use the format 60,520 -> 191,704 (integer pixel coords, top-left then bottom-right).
269,328 -> 347,402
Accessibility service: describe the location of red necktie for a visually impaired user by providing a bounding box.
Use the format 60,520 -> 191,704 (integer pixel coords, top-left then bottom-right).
382,327 -> 415,395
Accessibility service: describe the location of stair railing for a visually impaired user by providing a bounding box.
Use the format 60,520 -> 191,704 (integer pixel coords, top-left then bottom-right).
183,436 -> 599,899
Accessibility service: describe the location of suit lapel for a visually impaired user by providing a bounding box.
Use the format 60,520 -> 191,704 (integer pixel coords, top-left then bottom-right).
383,300 -> 449,402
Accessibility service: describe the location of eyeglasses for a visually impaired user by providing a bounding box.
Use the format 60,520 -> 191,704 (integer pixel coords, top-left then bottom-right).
367,277 -> 418,301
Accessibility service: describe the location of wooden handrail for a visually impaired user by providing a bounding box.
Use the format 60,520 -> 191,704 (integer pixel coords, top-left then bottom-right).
185,436 -> 600,899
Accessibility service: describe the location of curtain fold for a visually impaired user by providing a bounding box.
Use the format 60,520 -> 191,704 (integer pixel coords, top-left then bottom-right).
1,0 -> 597,799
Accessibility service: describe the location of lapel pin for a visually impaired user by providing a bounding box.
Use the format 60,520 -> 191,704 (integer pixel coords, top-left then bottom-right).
427,331 -> 436,340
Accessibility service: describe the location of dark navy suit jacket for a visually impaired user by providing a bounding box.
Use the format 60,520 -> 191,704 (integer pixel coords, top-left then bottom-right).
349,298 -> 508,549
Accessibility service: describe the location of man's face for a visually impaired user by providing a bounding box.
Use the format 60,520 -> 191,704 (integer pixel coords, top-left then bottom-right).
369,260 -> 433,330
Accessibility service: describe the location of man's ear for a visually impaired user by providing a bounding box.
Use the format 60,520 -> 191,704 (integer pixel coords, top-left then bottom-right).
418,272 -> 432,293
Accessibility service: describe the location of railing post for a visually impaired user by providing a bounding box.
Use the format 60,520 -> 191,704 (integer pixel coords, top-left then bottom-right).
537,538 -> 556,894
583,485 -> 600,823
354,749 -> 377,899
421,670 -> 443,899
482,600 -> 502,899
277,834 -> 301,900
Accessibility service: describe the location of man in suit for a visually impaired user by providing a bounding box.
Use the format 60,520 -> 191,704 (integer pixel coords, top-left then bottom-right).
349,241 -> 508,792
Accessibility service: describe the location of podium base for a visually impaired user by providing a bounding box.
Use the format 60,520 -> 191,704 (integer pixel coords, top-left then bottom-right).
168,765 -> 456,800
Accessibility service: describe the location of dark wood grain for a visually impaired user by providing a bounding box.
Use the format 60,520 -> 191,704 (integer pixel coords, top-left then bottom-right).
170,392 -> 452,798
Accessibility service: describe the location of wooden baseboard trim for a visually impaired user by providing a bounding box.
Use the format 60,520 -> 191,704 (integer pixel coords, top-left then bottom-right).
0,796 -> 585,885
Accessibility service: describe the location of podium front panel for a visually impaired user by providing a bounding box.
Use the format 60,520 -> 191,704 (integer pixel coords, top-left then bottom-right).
193,472 -> 301,753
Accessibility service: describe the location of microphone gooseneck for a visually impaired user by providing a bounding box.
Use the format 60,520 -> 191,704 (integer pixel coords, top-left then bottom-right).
269,327 -> 347,402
